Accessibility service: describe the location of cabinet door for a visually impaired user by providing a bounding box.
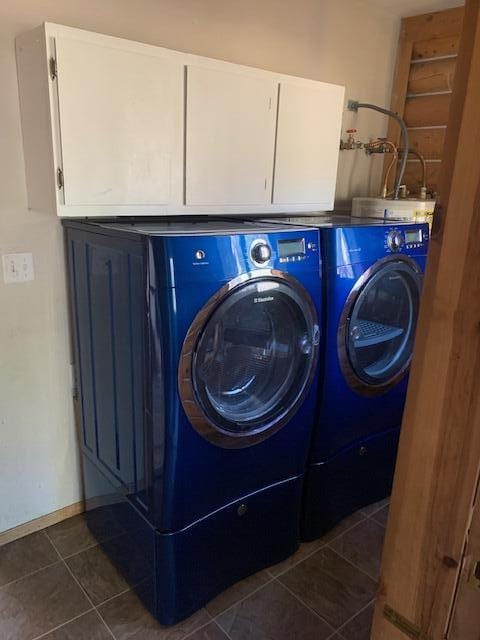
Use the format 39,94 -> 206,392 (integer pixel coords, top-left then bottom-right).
185,65 -> 277,206
55,37 -> 182,207
273,81 -> 344,207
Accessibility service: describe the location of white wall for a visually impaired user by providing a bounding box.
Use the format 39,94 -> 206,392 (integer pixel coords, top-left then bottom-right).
0,0 -> 399,533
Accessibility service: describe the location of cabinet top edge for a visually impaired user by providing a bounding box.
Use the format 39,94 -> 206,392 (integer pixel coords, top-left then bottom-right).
20,21 -> 345,92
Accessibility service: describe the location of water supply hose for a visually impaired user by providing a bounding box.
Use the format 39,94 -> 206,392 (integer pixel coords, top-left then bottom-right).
348,101 -> 409,200
398,148 -> 427,190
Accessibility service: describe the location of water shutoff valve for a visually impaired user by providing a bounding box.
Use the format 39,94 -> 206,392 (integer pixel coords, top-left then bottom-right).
340,129 -> 364,151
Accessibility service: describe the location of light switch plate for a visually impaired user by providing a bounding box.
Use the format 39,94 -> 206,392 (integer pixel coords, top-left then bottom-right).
2,253 -> 35,284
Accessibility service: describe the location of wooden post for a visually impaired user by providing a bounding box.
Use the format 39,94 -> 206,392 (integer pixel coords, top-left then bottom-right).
371,1 -> 480,638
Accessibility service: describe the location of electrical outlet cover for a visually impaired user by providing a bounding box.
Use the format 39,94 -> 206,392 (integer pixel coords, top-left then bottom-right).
2,253 -> 35,284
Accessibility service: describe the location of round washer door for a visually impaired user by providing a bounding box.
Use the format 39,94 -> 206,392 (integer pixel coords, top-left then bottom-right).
338,255 -> 422,396
178,270 -> 320,448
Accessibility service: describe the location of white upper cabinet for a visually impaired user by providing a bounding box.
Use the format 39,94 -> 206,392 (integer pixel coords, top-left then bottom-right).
16,23 -> 345,217
55,37 -> 183,208
185,65 -> 277,206
273,81 -> 345,207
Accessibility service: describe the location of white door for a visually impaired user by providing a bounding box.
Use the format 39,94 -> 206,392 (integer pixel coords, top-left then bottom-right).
185,65 -> 277,206
55,37 -> 183,207
273,81 -> 344,207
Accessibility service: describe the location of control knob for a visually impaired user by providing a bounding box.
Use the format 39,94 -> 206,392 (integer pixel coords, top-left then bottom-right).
387,230 -> 405,252
251,242 -> 272,264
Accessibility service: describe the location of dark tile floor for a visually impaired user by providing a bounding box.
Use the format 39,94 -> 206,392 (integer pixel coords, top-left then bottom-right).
0,499 -> 389,640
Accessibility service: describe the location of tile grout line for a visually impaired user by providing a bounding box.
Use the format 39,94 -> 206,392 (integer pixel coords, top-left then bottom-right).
359,500 -> 390,519
0,529 -> 137,592
334,597 -> 377,638
267,541 -> 328,578
367,513 -> 388,528
313,515 -> 368,547
212,618 -> 235,640
57,541 -> 100,560
95,584 -> 133,608
88,573 -> 215,640
44,529 -> 117,640
186,616 -> 230,640
273,577 -> 337,636
39,529 -> 211,640
325,541 -> 381,584
56,526 -> 143,562
324,516 -> 385,583
26,509 -> 380,640
210,513 -> 374,637
29,607 -> 97,640
213,576 -> 277,635
0,558 -> 63,591
269,512 -> 369,580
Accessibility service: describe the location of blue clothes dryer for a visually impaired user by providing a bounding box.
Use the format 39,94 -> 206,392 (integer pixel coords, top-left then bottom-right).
252,215 -> 429,539
63,219 -> 322,624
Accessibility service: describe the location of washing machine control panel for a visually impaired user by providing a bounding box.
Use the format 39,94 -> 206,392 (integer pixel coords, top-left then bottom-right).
387,230 -> 405,252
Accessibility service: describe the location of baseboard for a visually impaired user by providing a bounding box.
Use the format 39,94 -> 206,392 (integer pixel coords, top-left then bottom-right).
0,500 -> 85,546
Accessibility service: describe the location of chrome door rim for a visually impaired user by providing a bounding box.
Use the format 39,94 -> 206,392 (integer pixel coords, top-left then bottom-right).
178,269 -> 320,448
337,255 -> 422,397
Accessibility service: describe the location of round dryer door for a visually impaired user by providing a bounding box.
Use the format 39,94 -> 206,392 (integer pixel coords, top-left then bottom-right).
338,255 -> 422,396
178,270 -> 320,448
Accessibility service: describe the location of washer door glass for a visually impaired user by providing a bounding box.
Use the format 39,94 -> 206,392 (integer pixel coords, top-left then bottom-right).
345,260 -> 421,391
191,277 -> 318,438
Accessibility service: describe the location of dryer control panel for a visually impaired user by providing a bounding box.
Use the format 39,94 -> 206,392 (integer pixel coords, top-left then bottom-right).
385,226 -> 428,253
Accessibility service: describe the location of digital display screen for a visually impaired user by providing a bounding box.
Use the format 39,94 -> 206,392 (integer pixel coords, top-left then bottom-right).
278,238 -> 305,257
405,229 -> 422,244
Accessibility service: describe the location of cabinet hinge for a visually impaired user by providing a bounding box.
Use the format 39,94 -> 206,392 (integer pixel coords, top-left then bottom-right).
49,57 -> 57,80
57,167 -> 64,190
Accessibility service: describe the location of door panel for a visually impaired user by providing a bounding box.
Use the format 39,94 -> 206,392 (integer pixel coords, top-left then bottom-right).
273,81 -> 344,206
178,274 -> 319,447
56,37 -> 182,206
339,257 -> 422,396
185,65 -> 277,205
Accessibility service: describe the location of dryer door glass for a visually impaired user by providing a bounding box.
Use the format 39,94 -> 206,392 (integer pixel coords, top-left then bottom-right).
185,276 -> 319,444
343,259 -> 421,393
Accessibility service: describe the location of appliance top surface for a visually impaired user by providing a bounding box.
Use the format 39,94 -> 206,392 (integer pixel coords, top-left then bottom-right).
261,213 -> 423,228
71,218 -> 315,236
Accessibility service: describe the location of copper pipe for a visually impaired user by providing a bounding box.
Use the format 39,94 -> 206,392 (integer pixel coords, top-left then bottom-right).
365,140 -> 398,198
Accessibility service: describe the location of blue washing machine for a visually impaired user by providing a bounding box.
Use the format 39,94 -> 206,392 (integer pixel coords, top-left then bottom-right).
252,215 -> 429,538
63,218 -> 322,623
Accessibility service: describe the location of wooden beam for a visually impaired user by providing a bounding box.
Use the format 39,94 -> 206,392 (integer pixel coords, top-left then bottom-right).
404,93 -> 452,128
403,161 -> 440,195
408,128 -> 445,160
408,58 -> 456,94
412,35 -> 460,60
372,0 -> 480,638
402,7 -> 465,42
